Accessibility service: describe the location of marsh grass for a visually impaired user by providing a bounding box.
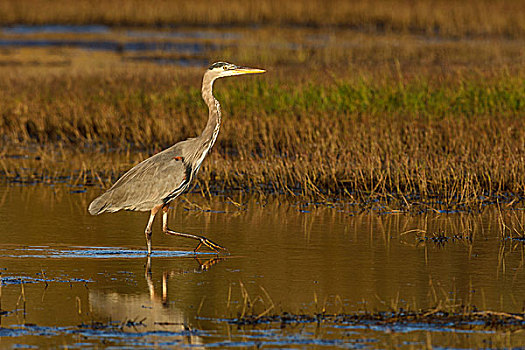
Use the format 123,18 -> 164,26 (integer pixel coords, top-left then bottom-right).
497,205 -> 525,240
0,0 -> 524,38
218,29 -> 525,71
1,65 -> 524,209
0,2 -> 523,208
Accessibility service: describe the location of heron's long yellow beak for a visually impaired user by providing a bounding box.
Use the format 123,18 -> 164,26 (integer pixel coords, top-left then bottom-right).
233,67 -> 266,74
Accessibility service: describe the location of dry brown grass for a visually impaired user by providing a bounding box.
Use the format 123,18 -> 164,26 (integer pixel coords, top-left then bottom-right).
0,0 -> 524,37
0,63 -> 523,209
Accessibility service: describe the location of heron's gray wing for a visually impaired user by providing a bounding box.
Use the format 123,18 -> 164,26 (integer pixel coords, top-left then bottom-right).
88,146 -> 189,214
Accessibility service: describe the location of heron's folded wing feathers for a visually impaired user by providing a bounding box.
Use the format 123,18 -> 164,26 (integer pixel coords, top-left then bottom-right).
88,148 -> 188,214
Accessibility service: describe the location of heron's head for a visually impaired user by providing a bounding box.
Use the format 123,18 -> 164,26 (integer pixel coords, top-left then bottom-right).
206,62 -> 265,80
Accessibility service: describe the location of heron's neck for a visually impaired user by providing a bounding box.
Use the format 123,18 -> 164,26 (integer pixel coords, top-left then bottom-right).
199,74 -> 221,152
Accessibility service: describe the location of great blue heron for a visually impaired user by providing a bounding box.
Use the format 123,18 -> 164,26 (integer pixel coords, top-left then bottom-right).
88,62 -> 265,255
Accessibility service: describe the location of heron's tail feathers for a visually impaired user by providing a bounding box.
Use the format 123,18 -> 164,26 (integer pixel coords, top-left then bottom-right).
88,192 -> 117,215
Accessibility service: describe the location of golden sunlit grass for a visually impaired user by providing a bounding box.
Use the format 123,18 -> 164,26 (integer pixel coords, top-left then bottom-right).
0,63 -> 524,209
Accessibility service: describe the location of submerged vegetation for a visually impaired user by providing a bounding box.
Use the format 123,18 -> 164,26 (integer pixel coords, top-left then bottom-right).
230,308 -> 525,332
222,280 -> 525,344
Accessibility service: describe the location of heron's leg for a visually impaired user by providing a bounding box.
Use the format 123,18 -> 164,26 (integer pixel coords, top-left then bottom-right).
145,205 -> 162,255
161,206 -> 228,254
145,214 -> 155,255
145,256 -> 156,301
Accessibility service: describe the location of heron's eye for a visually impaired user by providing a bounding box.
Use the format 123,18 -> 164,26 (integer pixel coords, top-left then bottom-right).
223,66 -> 228,70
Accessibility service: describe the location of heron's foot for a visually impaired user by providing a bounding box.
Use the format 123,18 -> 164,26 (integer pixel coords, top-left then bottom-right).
194,237 -> 228,254
163,228 -> 228,255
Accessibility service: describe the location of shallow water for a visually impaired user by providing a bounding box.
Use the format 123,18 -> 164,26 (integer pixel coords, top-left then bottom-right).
2,25 -> 110,35
0,25 -> 232,65
0,38 -> 212,54
0,183 -> 524,348
2,24 -> 239,39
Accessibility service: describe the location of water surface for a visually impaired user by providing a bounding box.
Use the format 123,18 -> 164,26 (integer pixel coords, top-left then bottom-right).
2,25 -> 110,35
0,184 -> 523,348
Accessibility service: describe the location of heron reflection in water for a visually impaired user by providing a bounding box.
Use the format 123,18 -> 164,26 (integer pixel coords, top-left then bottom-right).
145,256 -> 224,306
88,62 -> 265,255
88,256 -> 223,348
